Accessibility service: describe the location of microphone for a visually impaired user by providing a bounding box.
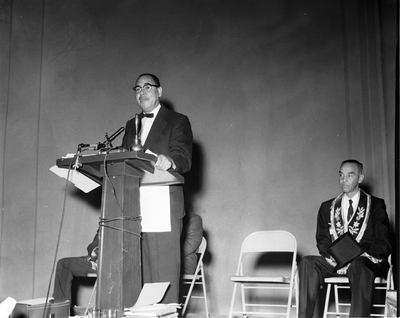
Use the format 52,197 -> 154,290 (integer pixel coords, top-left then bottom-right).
107,127 -> 125,143
77,127 -> 125,154
78,143 -> 106,150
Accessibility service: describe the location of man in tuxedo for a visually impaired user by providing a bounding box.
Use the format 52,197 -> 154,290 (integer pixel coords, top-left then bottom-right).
121,73 -> 193,303
298,159 -> 391,317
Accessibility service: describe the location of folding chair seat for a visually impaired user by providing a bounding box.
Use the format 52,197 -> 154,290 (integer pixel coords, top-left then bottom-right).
181,237 -> 209,317
323,256 -> 394,318
228,230 -> 298,318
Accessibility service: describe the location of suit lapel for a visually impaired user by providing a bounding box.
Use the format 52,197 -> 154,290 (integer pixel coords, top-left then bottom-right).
143,106 -> 168,150
330,190 -> 371,242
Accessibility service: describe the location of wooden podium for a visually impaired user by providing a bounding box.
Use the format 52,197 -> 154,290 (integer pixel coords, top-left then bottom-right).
56,150 -> 183,311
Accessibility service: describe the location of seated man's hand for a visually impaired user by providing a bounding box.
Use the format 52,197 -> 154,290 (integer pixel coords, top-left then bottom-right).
325,257 -> 336,267
90,247 -> 98,262
90,261 -> 98,271
336,263 -> 350,275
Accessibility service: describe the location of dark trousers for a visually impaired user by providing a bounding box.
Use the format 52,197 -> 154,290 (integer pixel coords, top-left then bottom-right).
141,217 -> 182,304
298,255 -> 389,318
52,256 -> 96,302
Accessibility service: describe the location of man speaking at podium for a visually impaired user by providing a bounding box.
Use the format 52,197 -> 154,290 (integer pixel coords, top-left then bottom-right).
121,73 -> 193,303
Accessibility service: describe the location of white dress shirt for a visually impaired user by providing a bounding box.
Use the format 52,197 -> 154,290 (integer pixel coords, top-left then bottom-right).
140,104 -> 161,144
341,190 -> 360,229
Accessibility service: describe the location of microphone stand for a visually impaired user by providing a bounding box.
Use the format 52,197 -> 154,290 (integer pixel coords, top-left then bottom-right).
104,127 -> 125,149
73,144 -> 83,169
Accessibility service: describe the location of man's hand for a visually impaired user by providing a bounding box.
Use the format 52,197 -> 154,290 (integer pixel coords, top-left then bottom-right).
336,263 -> 350,275
155,154 -> 175,171
325,257 -> 336,267
90,247 -> 98,262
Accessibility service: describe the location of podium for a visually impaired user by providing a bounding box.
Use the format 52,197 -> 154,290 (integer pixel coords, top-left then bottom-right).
56,150 -> 183,311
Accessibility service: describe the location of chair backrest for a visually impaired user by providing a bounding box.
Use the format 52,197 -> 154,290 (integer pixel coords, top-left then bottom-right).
235,231 -> 297,278
241,230 -> 297,253
385,254 -> 394,290
197,237 -> 207,255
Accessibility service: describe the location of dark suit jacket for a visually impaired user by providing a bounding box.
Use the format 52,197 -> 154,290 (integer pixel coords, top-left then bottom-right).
182,213 -> 203,274
316,190 -> 391,262
86,229 -> 99,256
121,104 -> 193,219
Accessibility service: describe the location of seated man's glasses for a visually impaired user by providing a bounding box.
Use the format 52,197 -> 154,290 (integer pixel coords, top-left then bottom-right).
133,84 -> 159,93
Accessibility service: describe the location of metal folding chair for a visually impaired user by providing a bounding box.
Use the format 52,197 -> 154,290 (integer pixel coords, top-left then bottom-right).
323,256 -> 394,317
228,230 -> 298,318
181,237 -> 209,317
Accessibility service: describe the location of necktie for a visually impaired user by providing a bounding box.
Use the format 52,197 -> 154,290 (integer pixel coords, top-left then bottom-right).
347,199 -> 353,222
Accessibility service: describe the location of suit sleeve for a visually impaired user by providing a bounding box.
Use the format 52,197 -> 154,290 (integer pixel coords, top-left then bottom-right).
86,229 -> 99,256
182,214 -> 203,257
362,198 -> 391,259
316,201 -> 333,258
169,115 -> 193,174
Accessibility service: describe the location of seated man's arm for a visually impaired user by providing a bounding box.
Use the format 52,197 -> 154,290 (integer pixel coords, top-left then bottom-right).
315,202 -> 332,258
87,229 -> 99,257
363,198 -> 392,260
183,214 -> 203,257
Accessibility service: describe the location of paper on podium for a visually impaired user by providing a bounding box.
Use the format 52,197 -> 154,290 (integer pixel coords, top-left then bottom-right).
50,165 -> 100,193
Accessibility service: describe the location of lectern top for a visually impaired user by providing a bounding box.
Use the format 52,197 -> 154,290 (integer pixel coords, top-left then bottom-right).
56,150 -> 184,186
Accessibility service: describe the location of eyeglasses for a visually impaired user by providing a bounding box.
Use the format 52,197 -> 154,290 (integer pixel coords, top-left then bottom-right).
132,84 -> 160,93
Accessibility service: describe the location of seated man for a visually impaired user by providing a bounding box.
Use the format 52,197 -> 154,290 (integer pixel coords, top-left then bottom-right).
181,212 -> 203,275
52,230 -> 99,303
298,160 -> 391,318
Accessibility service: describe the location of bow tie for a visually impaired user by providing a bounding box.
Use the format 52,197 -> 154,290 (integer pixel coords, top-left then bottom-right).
138,113 -> 154,119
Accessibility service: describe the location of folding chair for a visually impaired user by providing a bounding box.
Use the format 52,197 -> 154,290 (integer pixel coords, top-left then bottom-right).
323,255 -> 394,317
228,231 -> 298,318
84,272 -> 97,315
181,237 -> 209,317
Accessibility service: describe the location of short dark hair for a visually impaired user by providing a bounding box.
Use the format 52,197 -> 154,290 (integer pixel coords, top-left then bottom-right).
137,73 -> 161,86
341,159 -> 363,174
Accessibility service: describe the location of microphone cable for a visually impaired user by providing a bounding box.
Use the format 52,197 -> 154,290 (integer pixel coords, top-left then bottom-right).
43,159 -> 74,318
99,150 -> 142,237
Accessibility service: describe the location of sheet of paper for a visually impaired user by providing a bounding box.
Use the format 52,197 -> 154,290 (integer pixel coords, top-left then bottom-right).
133,282 -> 170,307
49,165 -> 100,193
140,186 -> 171,232
0,297 -> 16,317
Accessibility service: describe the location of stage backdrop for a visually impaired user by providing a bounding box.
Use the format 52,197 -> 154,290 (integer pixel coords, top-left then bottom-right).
0,0 -> 396,316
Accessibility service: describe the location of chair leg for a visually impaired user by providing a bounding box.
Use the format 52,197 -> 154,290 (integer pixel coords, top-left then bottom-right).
333,284 -> 340,317
228,283 -> 238,318
240,283 -> 246,315
323,283 -> 332,318
383,291 -> 388,318
295,271 -> 299,318
84,279 -> 97,315
201,269 -> 210,318
182,279 -> 196,317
